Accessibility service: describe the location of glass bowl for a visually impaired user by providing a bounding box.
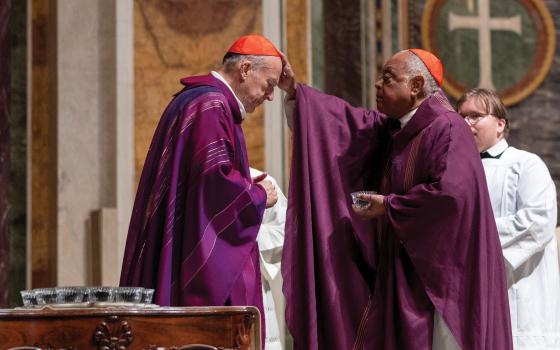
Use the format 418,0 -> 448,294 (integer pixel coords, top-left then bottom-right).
114,287 -> 143,303
34,288 -> 58,305
20,289 -> 37,307
86,286 -> 115,302
56,287 -> 86,304
115,287 -> 144,304
141,288 -> 155,304
350,190 -> 377,209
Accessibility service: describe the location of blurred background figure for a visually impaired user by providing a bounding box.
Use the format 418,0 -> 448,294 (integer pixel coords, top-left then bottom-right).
458,88 -> 560,349
250,167 -> 291,350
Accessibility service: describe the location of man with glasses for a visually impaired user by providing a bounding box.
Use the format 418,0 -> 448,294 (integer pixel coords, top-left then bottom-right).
458,88 -> 560,349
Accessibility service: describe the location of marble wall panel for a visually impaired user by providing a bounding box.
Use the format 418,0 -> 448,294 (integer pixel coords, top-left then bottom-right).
30,0 -> 56,288
287,0 -> 310,84
0,0 -> 11,308
134,0 -> 264,181
286,0 -> 310,167
55,0 -> 120,286
8,0 -> 27,307
506,0 -> 560,220
323,0 -> 363,107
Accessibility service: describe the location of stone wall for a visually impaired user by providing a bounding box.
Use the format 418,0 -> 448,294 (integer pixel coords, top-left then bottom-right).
0,0 -> 27,307
0,0 -> 11,308
30,0 -> 56,289
8,0 -> 27,307
506,0 -> 560,215
410,0 -> 560,219
134,0 -> 264,181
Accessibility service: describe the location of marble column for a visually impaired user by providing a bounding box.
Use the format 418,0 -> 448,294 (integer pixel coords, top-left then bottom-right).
8,0 -> 27,307
51,0 -> 134,285
30,0 -> 57,289
0,0 -> 11,307
323,0 -> 364,107
263,1 -> 287,188
133,0 -> 264,176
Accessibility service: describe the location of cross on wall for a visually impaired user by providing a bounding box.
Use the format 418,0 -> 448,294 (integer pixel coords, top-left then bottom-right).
448,0 -> 522,89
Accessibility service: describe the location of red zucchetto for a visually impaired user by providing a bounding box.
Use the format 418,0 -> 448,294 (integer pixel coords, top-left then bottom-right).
227,34 -> 281,57
409,48 -> 443,87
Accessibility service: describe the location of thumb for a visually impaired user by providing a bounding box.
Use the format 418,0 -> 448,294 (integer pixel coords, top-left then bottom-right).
252,172 -> 268,183
358,193 -> 376,201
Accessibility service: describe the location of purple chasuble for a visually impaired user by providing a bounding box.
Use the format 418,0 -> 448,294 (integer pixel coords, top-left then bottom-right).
120,74 -> 266,338
283,85 -> 513,350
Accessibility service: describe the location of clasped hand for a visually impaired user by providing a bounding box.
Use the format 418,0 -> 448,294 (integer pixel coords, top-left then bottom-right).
252,172 -> 278,208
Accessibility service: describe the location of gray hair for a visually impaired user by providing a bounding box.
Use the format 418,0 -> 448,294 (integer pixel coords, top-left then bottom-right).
406,51 -> 440,96
222,53 -> 267,72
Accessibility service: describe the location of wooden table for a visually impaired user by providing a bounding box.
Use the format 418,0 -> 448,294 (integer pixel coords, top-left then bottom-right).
0,305 -> 260,350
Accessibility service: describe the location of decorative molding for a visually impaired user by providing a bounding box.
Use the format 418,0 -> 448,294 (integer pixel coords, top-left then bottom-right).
92,316 -> 133,350
235,314 -> 255,350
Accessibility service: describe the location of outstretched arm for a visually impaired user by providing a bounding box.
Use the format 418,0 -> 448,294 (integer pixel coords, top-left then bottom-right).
278,51 -> 297,97
278,52 -> 298,130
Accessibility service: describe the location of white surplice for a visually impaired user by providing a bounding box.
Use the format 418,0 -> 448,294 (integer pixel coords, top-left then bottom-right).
482,139 -> 560,349
250,168 -> 289,350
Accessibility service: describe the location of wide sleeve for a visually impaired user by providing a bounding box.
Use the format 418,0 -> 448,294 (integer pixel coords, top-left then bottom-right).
288,85 -> 388,162
495,155 -> 558,270
282,85 -> 391,349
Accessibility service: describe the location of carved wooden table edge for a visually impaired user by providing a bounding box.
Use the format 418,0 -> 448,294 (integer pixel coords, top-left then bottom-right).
0,306 -> 259,318
0,306 -> 260,350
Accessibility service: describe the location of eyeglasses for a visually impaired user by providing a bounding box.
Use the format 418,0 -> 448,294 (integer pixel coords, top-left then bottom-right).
461,113 -> 493,125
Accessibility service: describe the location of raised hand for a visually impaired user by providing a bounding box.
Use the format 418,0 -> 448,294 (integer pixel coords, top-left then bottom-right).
278,51 -> 297,96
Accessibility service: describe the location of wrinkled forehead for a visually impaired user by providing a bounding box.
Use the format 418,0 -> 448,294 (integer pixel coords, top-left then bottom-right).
258,56 -> 283,81
262,56 -> 282,73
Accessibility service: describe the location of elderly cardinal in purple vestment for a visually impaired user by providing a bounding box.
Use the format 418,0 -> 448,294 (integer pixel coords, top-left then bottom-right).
277,50 -> 513,349
119,35 -> 284,343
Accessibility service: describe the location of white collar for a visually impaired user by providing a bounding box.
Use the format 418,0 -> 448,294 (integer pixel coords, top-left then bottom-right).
399,107 -> 418,128
211,71 -> 246,119
484,138 -> 508,157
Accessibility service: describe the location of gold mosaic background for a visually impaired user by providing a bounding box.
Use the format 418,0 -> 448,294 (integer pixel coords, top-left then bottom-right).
134,0 -> 264,181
